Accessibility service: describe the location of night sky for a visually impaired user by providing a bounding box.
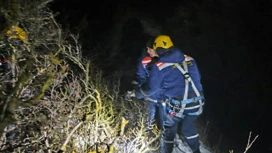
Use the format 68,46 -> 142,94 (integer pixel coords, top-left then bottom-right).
50,0 -> 272,152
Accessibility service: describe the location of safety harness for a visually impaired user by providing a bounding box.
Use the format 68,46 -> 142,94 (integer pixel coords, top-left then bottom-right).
138,55 -> 204,117
165,55 -> 204,118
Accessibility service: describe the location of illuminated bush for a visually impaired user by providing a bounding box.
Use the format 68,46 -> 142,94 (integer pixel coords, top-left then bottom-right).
0,0 -> 161,152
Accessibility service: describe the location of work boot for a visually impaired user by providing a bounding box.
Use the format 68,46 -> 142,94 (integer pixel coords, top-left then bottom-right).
193,149 -> 201,153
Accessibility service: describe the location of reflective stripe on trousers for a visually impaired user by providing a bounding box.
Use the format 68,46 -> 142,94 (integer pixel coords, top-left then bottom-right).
161,115 -> 200,153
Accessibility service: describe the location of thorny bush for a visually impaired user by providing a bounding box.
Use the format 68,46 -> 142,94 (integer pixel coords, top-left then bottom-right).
0,0 -> 161,152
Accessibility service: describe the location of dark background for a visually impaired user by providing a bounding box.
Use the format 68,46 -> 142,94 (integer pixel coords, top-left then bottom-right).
50,0 -> 272,152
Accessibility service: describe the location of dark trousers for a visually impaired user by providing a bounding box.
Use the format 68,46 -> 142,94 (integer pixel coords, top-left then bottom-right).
160,113 -> 200,153
147,102 -> 162,128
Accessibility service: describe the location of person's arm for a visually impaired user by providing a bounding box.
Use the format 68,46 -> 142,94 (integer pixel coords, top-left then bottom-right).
134,57 -> 148,87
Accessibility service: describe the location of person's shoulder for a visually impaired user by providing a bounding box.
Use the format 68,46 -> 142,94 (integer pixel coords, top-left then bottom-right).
141,56 -> 152,65
184,54 -> 195,60
169,46 -> 180,52
168,47 -> 183,55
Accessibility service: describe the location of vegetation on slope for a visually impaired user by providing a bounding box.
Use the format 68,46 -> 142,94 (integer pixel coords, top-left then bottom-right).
0,0 -> 160,152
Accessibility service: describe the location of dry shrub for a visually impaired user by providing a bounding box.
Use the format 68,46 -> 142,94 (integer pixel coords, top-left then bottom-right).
0,0 -> 161,152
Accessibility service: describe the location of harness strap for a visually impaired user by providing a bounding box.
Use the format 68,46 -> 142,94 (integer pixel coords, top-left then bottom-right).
173,60 -> 204,116
168,96 -> 204,118
163,140 -> 175,143
140,89 -> 158,103
182,95 -> 204,104
183,60 -> 189,100
178,60 -> 188,116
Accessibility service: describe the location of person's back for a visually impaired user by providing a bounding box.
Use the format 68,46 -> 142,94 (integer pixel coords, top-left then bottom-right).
158,47 -> 203,102
151,35 -> 204,153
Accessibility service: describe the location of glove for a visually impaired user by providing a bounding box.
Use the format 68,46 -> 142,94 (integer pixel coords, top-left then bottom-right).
125,90 -> 136,101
